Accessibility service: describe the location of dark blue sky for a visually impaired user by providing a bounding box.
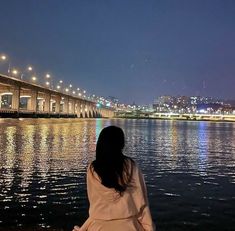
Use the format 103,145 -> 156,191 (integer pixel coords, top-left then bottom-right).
0,0 -> 235,104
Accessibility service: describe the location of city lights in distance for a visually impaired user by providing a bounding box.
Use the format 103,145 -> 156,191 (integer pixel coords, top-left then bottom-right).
65,88 -> 69,92
32,76 -> 37,81
59,80 -> 63,83
69,84 -> 72,88
28,66 -> 33,71
57,85 -> 61,89
46,81 -> 50,86
46,74 -> 50,78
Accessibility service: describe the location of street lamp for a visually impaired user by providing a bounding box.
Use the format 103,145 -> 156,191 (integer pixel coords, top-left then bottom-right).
21,66 -> 33,80
44,73 -> 52,88
31,76 -> 37,81
12,69 -> 18,76
1,55 -> 6,60
0,54 -> 11,75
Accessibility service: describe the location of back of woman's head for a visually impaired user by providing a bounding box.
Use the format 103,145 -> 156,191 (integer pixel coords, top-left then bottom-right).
92,126 -> 133,194
96,126 -> 124,162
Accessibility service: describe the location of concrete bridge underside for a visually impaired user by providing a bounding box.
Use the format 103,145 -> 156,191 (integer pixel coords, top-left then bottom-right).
0,74 -> 114,118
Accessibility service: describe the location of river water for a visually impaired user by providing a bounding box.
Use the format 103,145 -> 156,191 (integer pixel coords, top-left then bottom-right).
0,118 -> 235,231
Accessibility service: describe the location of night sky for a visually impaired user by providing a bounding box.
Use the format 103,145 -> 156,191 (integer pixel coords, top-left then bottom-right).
0,0 -> 235,104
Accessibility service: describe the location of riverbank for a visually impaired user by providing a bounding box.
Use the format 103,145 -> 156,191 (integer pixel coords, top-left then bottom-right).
115,115 -> 235,122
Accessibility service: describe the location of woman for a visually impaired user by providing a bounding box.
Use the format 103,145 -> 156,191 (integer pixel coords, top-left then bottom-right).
73,126 -> 155,231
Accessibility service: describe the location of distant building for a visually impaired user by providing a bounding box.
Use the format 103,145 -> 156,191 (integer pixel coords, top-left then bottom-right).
153,95 -> 232,114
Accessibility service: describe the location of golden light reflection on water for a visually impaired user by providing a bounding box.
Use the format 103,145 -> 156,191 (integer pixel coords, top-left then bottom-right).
19,125 -> 35,190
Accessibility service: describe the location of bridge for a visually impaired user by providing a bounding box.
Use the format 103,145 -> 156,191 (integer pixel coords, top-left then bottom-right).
0,74 -> 114,118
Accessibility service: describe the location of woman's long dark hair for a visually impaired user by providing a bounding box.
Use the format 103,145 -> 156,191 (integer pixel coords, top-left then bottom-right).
91,126 -> 134,194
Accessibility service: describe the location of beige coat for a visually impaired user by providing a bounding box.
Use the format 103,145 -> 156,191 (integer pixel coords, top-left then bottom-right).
79,162 -> 155,231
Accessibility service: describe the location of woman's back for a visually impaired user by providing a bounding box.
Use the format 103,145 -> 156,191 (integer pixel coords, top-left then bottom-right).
88,159 -> 144,220
73,126 -> 155,231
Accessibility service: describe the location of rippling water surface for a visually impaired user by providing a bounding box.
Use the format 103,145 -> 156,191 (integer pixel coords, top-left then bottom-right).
0,118 -> 235,231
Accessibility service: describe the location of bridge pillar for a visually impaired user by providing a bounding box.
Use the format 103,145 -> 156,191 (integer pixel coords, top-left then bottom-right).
80,103 -> 84,118
86,103 -> 91,118
73,100 -> 76,115
44,93 -> 51,112
92,104 -> 96,117
75,102 -> 79,116
12,86 -> 20,111
84,102 -> 88,118
63,97 -> 69,114
28,90 -> 38,111
77,100 -> 82,117
69,99 -> 75,114
55,96 -> 61,113
90,103 -> 95,118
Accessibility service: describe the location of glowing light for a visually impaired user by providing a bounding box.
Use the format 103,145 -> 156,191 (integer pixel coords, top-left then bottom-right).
46,81 -> 50,86
77,88 -> 80,91
46,74 -> 50,78
20,95 -> 31,98
57,85 -> 61,89
12,69 -> 18,75
72,91 -> 75,94
0,92 -> 13,96
65,88 -> 69,92
78,93 -> 82,96
96,103 -> 101,108
32,76 -> 37,81
83,90 -> 86,94
69,84 -> 72,88
1,55 -> 6,60
59,80 -> 63,83
28,66 -> 33,71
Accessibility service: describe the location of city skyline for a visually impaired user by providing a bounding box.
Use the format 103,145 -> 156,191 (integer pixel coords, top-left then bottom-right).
1,0 -> 235,104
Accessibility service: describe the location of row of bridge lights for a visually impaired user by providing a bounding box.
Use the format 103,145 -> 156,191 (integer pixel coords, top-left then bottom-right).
0,54 -> 85,96
0,54 -> 112,107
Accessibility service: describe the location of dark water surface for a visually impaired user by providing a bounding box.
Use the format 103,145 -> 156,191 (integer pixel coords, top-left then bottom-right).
0,118 -> 235,231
